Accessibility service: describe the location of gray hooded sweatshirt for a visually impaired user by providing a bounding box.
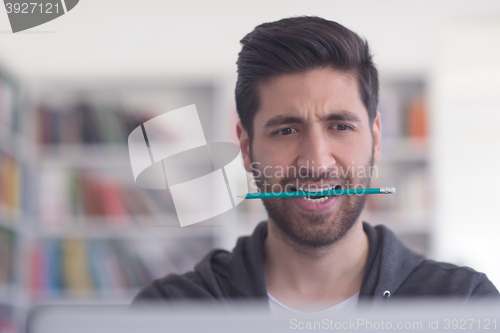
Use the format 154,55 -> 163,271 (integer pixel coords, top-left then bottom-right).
131,221 -> 499,307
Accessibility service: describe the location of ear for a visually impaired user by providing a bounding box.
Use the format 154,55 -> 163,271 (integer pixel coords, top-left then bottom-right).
236,121 -> 253,173
372,111 -> 382,164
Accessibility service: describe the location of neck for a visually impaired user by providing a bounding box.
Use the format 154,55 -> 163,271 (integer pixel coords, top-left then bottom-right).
263,217 -> 369,310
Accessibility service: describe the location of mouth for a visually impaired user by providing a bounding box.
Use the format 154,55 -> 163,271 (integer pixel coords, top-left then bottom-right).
291,184 -> 343,204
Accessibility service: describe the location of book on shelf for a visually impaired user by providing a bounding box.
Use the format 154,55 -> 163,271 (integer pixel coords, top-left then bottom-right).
39,168 -> 177,228
0,73 -> 18,135
27,237 -> 213,300
0,303 -> 16,333
0,153 -> 25,222
379,79 -> 428,144
406,96 -> 428,139
62,238 -> 94,297
0,226 -> 16,287
36,101 -> 150,146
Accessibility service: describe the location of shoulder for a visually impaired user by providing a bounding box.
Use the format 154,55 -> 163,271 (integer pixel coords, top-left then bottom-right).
130,249 -> 233,307
397,259 -> 499,297
130,272 -> 210,307
130,222 -> 269,306
362,222 -> 499,299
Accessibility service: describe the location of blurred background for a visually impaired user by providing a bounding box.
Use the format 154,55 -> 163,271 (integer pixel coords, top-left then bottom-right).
1,0 -> 500,332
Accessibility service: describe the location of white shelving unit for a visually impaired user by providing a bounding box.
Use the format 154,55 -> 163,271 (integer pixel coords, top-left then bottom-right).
0,65 -> 28,333
361,75 -> 434,255
0,75 -> 239,333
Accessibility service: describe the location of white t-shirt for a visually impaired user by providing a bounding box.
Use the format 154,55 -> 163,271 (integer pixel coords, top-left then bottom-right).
267,292 -> 359,315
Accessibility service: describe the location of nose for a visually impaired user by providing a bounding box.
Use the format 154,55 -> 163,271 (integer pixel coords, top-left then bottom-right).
296,129 -> 336,177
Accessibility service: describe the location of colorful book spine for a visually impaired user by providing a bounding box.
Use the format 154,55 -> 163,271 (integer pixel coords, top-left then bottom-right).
0,75 -> 16,133
407,96 -> 428,139
0,227 -> 16,286
0,153 -> 22,221
62,238 -> 94,298
27,237 -> 211,299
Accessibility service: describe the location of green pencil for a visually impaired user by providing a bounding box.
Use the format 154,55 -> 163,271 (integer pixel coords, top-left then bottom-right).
238,187 -> 396,199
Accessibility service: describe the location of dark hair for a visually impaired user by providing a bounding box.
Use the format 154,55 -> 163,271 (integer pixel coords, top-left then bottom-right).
235,16 -> 379,141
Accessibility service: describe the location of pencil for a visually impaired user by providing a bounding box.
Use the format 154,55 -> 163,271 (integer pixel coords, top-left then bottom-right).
238,187 -> 396,199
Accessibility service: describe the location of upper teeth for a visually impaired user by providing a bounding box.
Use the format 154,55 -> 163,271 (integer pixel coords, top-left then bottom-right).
302,196 -> 329,203
297,186 -> 342,203
298,185 -> 339,192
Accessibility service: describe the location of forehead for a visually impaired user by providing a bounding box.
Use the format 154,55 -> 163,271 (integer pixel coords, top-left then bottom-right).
254,67 -> 368,126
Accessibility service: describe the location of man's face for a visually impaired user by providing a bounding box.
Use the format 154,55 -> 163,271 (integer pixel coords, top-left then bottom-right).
237,66 -> 382,248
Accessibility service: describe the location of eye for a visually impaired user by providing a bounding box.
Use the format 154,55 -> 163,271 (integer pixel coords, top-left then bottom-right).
274,127 -> 297,136
333,124 -> 352,131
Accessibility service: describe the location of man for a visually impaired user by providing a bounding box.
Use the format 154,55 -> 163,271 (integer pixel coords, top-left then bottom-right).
132,16 -> 498,312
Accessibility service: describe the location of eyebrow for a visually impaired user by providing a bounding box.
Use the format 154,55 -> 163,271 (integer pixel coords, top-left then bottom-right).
263,110 -> 362,128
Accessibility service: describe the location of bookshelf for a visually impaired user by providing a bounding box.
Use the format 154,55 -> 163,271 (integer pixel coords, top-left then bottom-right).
0,65 -> 25,333
0,75 -> 236,333
26,80 -> 225,304
361,76 -> 433,255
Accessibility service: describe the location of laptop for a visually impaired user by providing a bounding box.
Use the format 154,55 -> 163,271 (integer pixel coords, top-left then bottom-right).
29,299 -> 500,333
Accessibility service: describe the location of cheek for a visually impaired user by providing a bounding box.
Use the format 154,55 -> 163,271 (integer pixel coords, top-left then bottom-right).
252,141 -> 291,168
336,146 -> 373,177
346,135 -> 373,162
331,142 -> 359,163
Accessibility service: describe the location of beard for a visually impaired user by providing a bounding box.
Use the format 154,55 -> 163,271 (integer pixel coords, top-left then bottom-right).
251,146 -> 374,250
